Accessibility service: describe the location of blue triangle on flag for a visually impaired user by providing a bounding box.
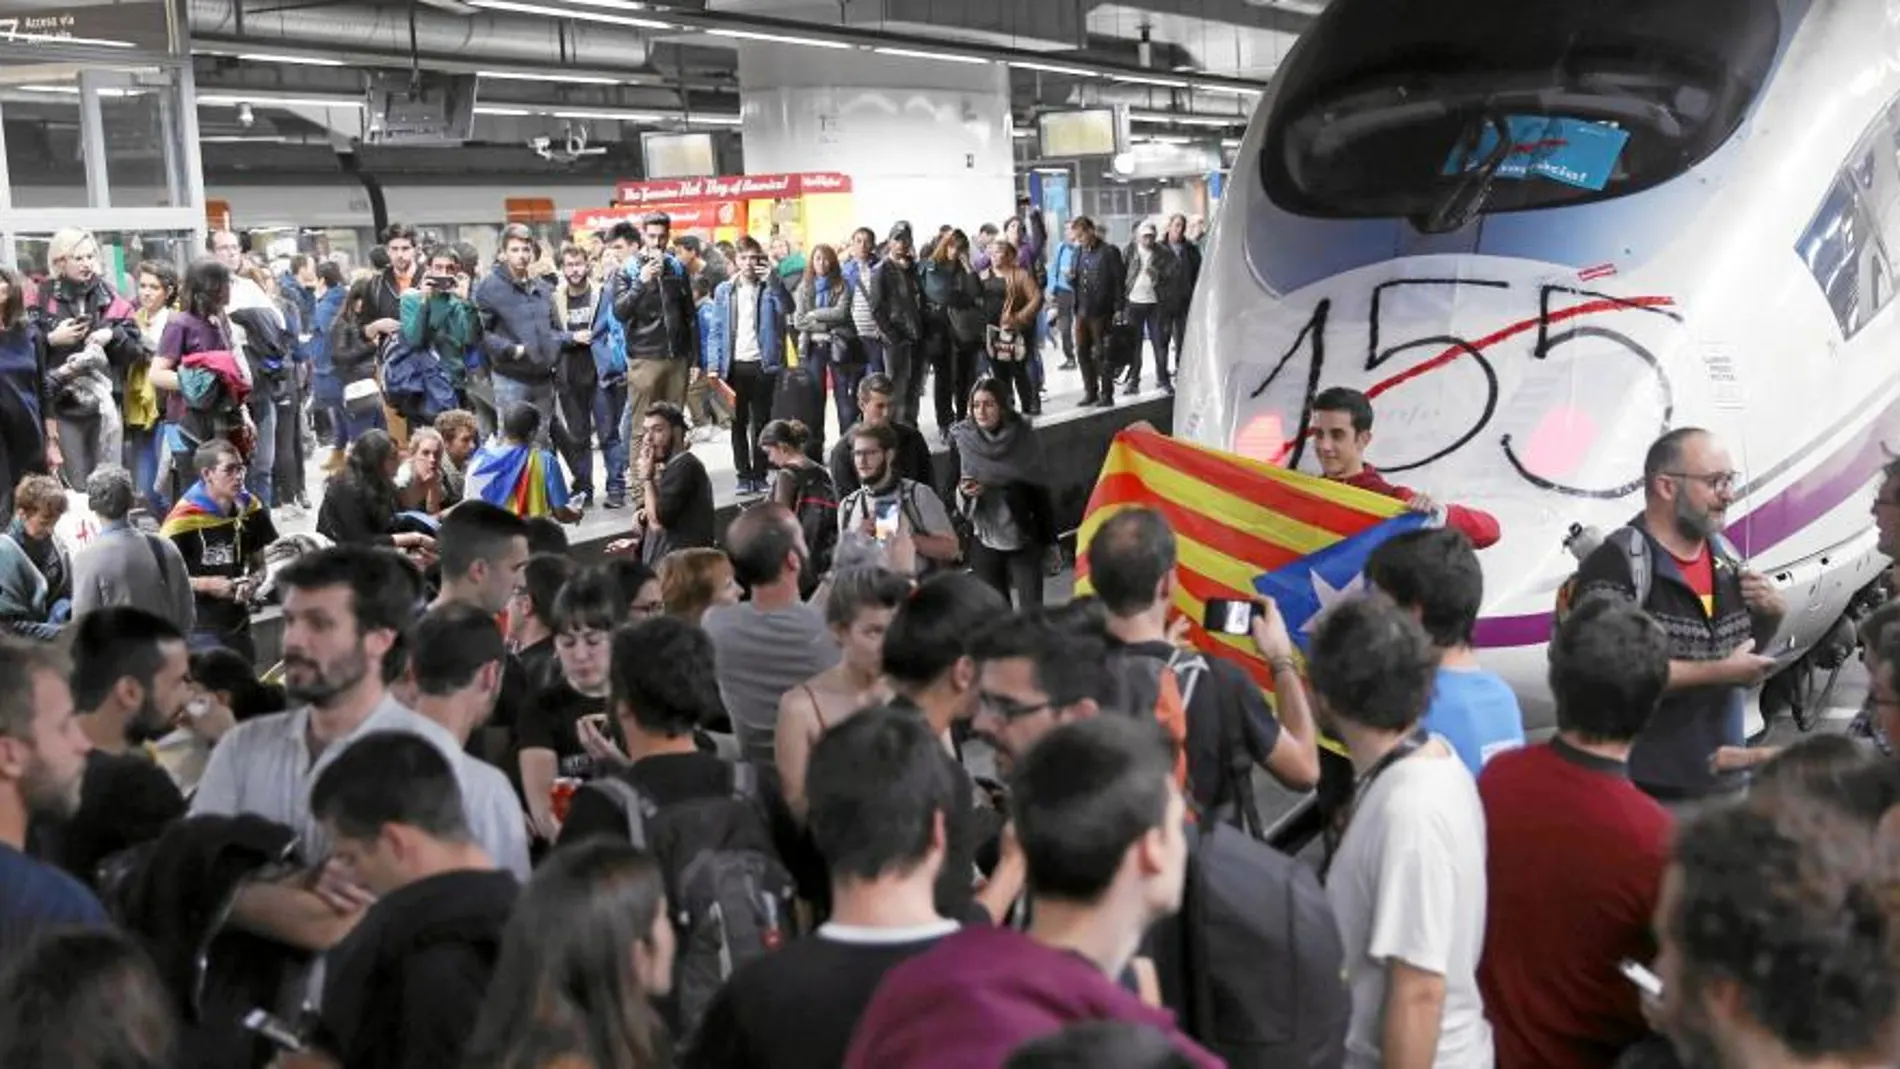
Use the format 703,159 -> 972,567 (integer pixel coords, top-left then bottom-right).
1254,512 -> 1433,650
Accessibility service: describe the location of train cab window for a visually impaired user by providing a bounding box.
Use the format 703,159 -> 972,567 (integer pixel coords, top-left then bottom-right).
1260,0 -> 1780,228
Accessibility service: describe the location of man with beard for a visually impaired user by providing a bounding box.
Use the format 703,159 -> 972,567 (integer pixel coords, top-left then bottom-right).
191,546 -> 524,954
1574,427 -> 1785,806
605,402 -> 713,566
834,423 -> 960,577
37,609 -> 216,886
0,638 -> 105,957
1652,796 -> 1900,1069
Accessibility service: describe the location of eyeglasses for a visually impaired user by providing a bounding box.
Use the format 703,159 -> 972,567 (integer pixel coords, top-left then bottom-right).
215,463 -> 247,476
978,692 -> 1053,723
1665,471 -> 1740,493
851,450 -> 886,461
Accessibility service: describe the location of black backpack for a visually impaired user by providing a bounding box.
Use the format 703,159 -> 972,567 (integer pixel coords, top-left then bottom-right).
789,464 -> 840,579
584,764 -> 797,1043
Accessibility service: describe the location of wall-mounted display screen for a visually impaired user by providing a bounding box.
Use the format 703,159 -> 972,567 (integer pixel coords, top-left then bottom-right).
1039,108 -> 1122,157
642,131 -> 717,178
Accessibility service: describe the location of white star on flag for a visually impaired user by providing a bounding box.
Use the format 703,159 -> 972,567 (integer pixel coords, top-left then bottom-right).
1301,569 -> 1367,636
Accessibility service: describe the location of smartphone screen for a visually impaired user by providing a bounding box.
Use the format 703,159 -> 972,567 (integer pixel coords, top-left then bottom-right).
1618,959 -> 1663,998
242,1008 -> 305,1052
874,499 -> 900,541
1203,598 -> 1261,637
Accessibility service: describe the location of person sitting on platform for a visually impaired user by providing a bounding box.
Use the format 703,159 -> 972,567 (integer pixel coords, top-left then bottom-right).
464,402 -> 580,525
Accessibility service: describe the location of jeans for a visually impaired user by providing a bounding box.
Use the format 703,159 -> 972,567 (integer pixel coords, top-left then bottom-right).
593,377 -> 629,499
825,339 -> 870,435
884,338 -> 924,428
727,361 -> 774,482
1051,290 -> 1076,365
970,541 -> 1044,608
1122,302 -> 1162,387
124,426 -> 167,513
492,375 -> 556,449
1074,314 -> 1114,403
555,374 -> 598,498
57,411 -> 119,488
1161,302 -> 1189,382
245,392 -> 277,505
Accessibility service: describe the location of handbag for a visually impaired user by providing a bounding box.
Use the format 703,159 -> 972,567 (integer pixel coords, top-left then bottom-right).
986,325 -> 1027,363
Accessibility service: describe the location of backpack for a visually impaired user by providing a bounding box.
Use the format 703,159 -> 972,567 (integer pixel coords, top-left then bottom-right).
1106,644 -> 1205,800
1154,820 -> 1350,1068
584,764 -> 797,1043
1554,524 -> 1742,631
789,465 -> 839,579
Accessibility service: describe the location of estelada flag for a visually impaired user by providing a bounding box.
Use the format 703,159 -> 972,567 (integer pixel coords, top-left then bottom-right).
1075,427 -> 1428,688
465,443 -> 571,520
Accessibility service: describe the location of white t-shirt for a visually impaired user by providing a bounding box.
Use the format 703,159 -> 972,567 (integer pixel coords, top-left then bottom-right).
1327,749 -> 1494,1069
1129,246 -> 1158,305
733,281 -> 763,363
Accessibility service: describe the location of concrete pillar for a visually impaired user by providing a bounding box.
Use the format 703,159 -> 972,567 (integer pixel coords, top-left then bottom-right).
736,42 -> 1016,241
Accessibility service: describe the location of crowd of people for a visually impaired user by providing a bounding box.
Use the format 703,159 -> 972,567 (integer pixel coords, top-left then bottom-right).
0,407 -> 1895,1069
3,200 -> 1900,1069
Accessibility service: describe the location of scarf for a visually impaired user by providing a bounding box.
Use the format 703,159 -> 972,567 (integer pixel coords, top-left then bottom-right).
949,412 -> 1044,487
160,481 -> 261,541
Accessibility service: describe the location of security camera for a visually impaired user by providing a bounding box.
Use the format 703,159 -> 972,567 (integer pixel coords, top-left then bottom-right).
238,102 -> 254,128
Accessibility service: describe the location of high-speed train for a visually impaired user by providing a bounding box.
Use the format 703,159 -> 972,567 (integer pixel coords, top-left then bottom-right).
1178,0 -> 1899,728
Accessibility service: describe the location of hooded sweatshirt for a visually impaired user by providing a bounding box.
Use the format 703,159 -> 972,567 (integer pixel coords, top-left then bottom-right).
317,867 -> 519,1069
844,924 -> 1224,1069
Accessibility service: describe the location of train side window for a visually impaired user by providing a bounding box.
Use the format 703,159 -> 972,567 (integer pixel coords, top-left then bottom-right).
1798,176 -> 1891,338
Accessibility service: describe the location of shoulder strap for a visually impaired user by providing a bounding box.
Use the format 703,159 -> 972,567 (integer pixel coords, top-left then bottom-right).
1165,647 -> 1207,710
1609,526 -> 1654,607
588,776 -> 659,851
731,760 -> 760,802
140,534 -> 173,599
805,685 -> 828,732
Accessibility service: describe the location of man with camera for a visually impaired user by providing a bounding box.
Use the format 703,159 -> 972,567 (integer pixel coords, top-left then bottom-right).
612,211 -> 699,431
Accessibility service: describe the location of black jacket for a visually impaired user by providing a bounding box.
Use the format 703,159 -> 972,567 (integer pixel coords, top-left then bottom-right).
367,266 -> 423,327
1123,240 -> 1186,308
869,257 -> 924,344
611,254 -> 699,362
1166,239 -> 1203,308
98,814 -> 308,1069
1070,240 -> 1127,320
35,275 -> 143,371
316,868 -> 519,1069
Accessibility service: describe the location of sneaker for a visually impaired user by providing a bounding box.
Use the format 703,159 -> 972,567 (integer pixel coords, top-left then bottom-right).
1122,380 -> 1139,397
603,494 -> 626,510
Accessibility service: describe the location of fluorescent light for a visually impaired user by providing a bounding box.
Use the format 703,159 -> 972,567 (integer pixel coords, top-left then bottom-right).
564,0 -> 654,9
1007,60 -> 1096,78
1012,128 -> 1032,138
871,46 -> 988,65
236,52 -> 346,66
1135,134 -> 1193,145
10,33 -> 133,48
1197,84 -> 1262,97
1129,110 -> 1244,127
466,0 -> 673,29
1220,137 -> 1242,148
478,70 -> 622,86
202,134 -> 298,143
686,114 -> 744,125
706,27 -> 851,49
198,93 -> 363,109
473,105 -> 534,116
1110,73 -> 1190,88
552,108 -> 667,121
19,84 -> 142,97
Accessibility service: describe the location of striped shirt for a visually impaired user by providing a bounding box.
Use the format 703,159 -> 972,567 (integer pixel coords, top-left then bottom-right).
190,692 -> 529,881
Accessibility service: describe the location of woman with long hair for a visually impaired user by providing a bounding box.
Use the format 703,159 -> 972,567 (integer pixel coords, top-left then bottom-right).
315,429 -> 435,557
151,257 -> 250,496
0,265 -> 54,518
792,243 -> 857,436
658,547 -> 740,626
919,229 -> 985,436
760,418 -> 836,596
395,425 -> 462,515
464,839 -> 676,1069
984,238 -> 1043,415
127,260 -> 179,513
325,272 -> 388,457
951,378 -> 1055,606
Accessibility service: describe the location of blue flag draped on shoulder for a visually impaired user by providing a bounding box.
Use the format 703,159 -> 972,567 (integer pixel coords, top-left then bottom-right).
1255,512 -> 1434,651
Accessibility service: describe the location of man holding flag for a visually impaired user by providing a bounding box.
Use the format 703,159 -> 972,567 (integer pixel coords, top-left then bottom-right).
1310,387 -> 1501,550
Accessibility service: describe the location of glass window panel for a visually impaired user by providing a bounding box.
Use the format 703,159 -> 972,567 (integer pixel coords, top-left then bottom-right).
3,81 -> 87,208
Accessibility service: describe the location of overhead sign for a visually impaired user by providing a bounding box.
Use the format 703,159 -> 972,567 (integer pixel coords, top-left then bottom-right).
615,171 -> 853,206
0,0 -> 176,54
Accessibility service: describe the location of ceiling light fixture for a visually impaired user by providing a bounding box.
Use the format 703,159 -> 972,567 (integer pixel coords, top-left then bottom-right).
198,93 -> 363,109
477,70 -> 622,86
870,46 -> 988,65
1007,60 -> 1096,78
235,52 -> 346,66
1110,73 -> 1191,89
706,27 -> 851,49
1129,111 -> 1245,127
466,0 -> 674,29
473,105 -> 534,116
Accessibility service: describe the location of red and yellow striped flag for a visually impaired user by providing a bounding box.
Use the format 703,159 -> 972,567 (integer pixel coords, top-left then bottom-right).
1075,426 -> 1408,688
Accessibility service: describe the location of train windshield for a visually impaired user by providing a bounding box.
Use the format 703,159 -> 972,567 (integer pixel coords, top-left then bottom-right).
1260,0 -> 1780,225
